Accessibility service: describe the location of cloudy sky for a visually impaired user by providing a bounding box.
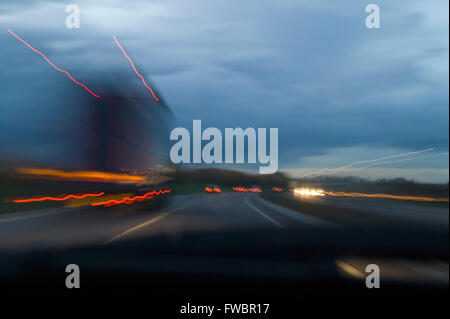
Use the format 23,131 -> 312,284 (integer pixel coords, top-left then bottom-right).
0,0 -> 448,182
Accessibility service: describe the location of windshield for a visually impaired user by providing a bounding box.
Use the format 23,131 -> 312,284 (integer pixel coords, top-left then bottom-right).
0,0 -> 448,306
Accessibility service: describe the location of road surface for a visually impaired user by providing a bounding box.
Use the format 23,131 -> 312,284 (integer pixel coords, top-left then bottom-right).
0,192 -> 447,251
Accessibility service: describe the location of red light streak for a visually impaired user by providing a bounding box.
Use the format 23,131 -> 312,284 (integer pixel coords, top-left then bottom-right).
91,189 -> 171,207
233,187 -> 262,193
272,187 -> 282,192
11,192 -> 105,203
113,35 -> 160,102
7,28 -> 101,98
205,187 -> 221,193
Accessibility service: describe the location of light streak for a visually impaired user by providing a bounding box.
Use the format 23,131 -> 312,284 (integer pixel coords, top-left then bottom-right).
10,192 -> 104,203
341,152 -> 450,174
233,187 -> 262,193
17,168 -> 146,184
300,148 -> 435,178
91,189 -> 171,207
272,187 -> 283,192
113,35 -> 160,102
293,187 -> 325,197
7,28 -> 100,98
292,187 -> 448,202
336,260 -> 365,279
324,191 -> 448,202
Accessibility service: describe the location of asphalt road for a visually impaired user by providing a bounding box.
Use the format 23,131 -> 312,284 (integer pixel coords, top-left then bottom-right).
0,192 -> 447,252
299,194 -> 449,226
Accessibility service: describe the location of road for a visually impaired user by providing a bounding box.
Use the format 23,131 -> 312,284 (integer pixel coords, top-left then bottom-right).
0,192 -> 447,252
299,194 -> 449,226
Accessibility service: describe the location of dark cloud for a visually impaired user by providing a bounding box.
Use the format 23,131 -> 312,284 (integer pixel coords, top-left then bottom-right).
0,0 -> 448,181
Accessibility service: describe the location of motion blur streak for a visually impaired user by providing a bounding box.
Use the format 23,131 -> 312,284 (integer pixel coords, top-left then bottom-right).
17,168 -> 146,183
10,192 -> 105,203
104,208 -> 183,244
91,189 -> 171,207
7,29 -> 101,98
336,260 -> 365,279
341,152 -> 450,174
293,188 -> 325,197
300,148 -> 435,178
233,187 -> 262,193
324,191 -> 449,202
272,187 -> 283,192
113,35 -> 160,102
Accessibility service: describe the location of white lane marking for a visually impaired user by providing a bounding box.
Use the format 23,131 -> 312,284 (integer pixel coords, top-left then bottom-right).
395,260 -> 449,282
0,208 -> 73,224
244,197 -> 285,229
0,194 -> 202,225
104,206 -> 184,244
255,196 -> 338,227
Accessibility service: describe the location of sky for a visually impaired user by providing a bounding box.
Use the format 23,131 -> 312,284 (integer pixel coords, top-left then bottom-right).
0,0 -> 448,182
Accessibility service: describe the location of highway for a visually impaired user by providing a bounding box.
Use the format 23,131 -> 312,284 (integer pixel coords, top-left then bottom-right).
0,192 -> 448,291
0,192 -> 447,252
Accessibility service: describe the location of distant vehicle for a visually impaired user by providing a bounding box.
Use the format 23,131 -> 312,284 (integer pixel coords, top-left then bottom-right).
205,185 -> 222,193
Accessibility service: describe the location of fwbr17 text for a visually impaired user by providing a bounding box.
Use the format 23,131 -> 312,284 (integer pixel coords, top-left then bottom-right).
224,303 -> 270,314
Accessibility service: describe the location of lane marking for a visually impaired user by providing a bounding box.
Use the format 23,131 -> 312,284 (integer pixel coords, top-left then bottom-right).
0,195 -> 199,225
255,196 -> 338,227
244,197 -> 285,229
395,260 -> 449,282
0,208 -> 73,224
104,206 -> 183,244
